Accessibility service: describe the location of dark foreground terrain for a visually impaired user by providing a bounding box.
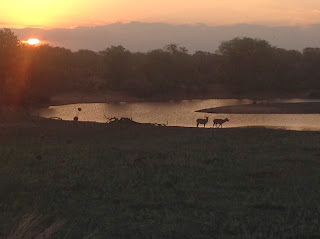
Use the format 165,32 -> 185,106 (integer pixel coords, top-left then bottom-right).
1,117 -> 320,238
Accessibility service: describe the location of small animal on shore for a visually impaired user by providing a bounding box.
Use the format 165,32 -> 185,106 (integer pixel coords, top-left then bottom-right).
213,118 -> 229,128
196,116 -> 209,128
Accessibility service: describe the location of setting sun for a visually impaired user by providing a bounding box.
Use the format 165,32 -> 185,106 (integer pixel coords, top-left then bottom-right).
27,38 -> 40,45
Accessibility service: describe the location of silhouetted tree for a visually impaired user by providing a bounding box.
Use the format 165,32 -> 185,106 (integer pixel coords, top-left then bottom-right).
302,48 -> 320,89
99,45 -> 131,90
0,29 -> 27,105
24,45 -> 73,105
1,29 -> 320,106
218,37 -> 277,92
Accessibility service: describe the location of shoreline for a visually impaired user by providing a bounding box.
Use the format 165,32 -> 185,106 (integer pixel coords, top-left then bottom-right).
47,90 -> 314,107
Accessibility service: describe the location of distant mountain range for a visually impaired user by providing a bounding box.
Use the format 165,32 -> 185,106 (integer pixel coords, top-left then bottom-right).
12,22 -> 320,53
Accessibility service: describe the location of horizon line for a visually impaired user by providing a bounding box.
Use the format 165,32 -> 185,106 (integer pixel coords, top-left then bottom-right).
4,21 -> 320,30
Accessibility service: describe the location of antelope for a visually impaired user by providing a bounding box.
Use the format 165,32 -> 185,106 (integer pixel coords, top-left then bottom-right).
213,118 -> 229,128
196,116 -> 209,128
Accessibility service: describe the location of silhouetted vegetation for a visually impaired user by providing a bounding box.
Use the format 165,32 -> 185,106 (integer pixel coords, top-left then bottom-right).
1,29 -> 320,106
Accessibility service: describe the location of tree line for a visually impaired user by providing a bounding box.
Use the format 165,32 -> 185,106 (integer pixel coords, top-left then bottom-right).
0,28 -> 320,106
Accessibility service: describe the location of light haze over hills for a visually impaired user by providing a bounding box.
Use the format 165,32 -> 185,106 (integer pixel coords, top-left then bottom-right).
13,22 -> 320,53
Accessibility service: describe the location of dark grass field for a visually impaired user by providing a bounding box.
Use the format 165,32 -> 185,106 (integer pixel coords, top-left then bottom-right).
1,118 -> 320,238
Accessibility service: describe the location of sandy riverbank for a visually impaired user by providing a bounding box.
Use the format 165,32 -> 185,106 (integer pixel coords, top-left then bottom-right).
197,102 -> 320,114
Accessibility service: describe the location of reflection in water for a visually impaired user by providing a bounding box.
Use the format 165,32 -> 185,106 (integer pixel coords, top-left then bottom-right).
35,99 -> 320,131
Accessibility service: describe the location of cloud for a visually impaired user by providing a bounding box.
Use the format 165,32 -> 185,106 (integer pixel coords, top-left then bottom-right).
313,9 -> 320,13
24,25 -> 44,29
0,21 -> 10,26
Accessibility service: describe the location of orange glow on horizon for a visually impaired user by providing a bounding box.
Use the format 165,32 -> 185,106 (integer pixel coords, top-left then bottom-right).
0,0 -> 320,28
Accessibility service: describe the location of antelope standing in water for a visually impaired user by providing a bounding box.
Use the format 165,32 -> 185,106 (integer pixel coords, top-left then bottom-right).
196,116 -> 209,128
213,118 -> 229,128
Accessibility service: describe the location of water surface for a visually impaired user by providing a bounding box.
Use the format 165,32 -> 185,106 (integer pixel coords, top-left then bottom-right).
35,99 -> 320,131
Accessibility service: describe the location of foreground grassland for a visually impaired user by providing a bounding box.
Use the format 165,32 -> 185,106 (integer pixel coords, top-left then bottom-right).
1,119 -> 320,238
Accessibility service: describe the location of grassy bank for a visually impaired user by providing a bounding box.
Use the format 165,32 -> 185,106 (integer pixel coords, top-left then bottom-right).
1,119 -> 320,238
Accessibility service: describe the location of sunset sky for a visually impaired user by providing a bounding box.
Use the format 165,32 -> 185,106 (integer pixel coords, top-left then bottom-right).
1,0 -> 320,28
